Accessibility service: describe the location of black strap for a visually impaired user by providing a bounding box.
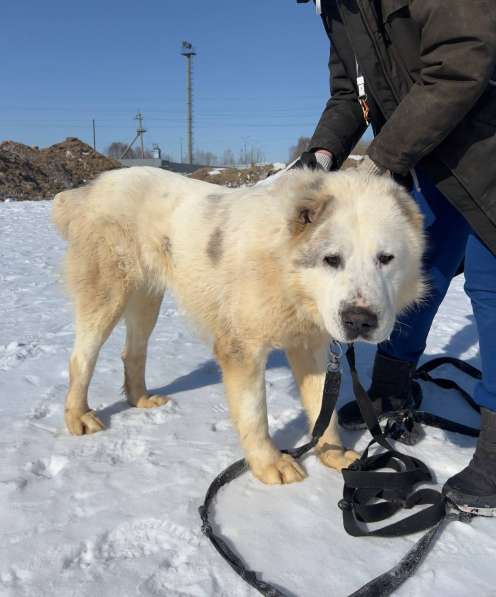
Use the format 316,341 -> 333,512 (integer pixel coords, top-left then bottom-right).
415,357 -> 481,425
414,411 -> 479,437
347,521 -> 443,597
199,346 -> 481,596
342,345 -> 446,541
409,356 -> 482,438
199,458 -> 287,597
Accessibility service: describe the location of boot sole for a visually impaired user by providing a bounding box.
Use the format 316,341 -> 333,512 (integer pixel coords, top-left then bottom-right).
444,487 -> 496,517
454,503 -> 496,517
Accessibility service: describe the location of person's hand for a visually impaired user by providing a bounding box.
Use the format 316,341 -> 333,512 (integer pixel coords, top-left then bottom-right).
356,155 -> 390,177
357,156 -> 417,191
292,150 -> 333,171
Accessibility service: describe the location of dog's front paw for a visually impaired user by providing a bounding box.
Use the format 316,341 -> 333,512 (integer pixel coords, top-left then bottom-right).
251,453 -> 307,485
134,395 -> 169,409
65,409 -> 105,435
318,444 -> 359,471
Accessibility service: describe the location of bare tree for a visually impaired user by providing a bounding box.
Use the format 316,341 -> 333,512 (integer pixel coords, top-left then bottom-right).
106,142 -> 128,159
193,150 -> 218,166
289,136 -> 311,162
222,148 -> 236,166
239,145 -> 265,166
106,141 -> 154,159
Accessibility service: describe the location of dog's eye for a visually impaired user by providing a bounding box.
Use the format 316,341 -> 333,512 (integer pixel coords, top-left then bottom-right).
377,253 -> 395,266
324,254 -> 342,269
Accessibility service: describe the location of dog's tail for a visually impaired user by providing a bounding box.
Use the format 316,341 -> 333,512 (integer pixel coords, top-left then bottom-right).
52,187 -> 87,240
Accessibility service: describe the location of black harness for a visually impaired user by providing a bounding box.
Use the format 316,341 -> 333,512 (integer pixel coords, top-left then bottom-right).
199,344 -> 480,596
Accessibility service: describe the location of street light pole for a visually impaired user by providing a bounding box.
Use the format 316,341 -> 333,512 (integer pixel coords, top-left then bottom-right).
181,41 -> 196,165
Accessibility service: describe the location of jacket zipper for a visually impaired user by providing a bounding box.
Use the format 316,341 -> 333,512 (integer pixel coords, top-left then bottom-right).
335,1 -> 386,122
356,0 -> 402,105
340,1 -> 423,188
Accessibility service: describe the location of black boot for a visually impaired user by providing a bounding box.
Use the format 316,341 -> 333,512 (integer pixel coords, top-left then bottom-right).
338,353 -> 422,430
443,407 -> 496,516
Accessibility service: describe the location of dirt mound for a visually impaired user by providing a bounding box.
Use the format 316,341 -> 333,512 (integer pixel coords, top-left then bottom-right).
0,138 -> 120,201
189,164 -> 281,187
189,159 -> 360,188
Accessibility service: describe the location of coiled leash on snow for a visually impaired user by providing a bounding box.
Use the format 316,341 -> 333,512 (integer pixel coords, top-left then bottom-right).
199,343 -> 482,596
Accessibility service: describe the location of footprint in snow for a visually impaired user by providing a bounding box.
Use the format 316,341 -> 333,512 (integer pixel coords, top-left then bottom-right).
24,455 -> 68,479
66,518 -> 200,570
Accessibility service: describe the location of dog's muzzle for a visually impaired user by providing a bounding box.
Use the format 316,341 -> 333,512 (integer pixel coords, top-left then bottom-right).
340,305 -> 378,340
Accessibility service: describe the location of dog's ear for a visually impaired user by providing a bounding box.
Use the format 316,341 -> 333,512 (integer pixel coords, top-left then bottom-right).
289,195 -> 330,236
392,186 -> 424,232
271,170 -> 332,236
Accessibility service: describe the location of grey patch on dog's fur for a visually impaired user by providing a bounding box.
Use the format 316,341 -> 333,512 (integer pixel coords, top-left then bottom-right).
213,334 -> 245,365
204,193 -> 228,221
294,247 -> 323,269
308,178 -> 325,193
293,237 -> 331,269
207,193 -> 224,203
293,252 -> 319,269
162,236 -> 172,256
207,227 -> 224,265
229,337 -> 245,362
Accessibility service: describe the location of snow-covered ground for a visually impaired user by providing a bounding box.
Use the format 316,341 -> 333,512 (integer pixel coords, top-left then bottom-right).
1,200 -> 494,597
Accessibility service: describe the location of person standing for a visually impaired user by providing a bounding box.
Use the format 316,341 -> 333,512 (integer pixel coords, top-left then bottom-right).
295,0 -> 496,513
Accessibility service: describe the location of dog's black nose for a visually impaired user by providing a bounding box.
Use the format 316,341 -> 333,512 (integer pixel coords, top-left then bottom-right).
341,306 -> 378,339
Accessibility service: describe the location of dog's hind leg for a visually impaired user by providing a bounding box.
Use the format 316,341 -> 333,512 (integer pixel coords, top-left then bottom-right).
122,289 -> 169,409
286,344 -> 359,471
215,338 -> 306,485
65,294 -> 127,435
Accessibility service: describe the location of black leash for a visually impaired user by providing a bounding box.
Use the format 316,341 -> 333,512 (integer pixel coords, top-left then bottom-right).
199,345 -> 482,596
412,357 -> 481,437
199,342 -> 344,597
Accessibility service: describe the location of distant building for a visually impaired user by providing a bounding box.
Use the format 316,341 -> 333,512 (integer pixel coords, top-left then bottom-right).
119,158 -> 201,174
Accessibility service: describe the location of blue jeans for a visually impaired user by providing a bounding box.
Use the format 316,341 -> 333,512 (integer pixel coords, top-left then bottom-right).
378,172 -> 496,411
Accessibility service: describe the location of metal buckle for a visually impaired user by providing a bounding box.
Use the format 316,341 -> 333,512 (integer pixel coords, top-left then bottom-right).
328,341 -> 343,372
385,409 -> 423,446
445,501 -> 475,524
338,499 -> 353,512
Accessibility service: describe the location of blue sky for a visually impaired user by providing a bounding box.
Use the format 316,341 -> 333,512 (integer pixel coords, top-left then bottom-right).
1,0 -> 337,163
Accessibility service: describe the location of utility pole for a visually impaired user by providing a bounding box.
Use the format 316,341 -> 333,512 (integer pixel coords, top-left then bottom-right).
120,111 -> 147,159
92,119 -> 96,151
241,136 -> 250,165
135,111 -> 146,159
181,41 -> 196,165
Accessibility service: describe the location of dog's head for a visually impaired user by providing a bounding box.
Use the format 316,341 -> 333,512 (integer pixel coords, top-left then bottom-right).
277,168 -> 425,344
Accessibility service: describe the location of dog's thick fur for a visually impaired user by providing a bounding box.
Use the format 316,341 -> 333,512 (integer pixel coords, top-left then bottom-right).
53,167 -> 424,485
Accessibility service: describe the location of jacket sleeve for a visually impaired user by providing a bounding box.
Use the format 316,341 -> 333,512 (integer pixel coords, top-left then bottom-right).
369,0 -> 496,175
309,42 -> 367,169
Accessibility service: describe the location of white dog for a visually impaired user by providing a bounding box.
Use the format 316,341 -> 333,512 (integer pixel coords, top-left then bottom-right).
52,167 -> 425,484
